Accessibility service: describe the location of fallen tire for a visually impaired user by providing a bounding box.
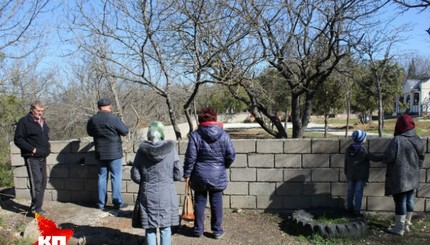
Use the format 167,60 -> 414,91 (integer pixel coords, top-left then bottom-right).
289,209 -> 367,239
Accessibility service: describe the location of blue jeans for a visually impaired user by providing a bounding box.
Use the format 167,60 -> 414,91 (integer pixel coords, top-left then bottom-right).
393,190 -> 415,215
194,190 -> 223,236
146,227 -> 171,245
346,180 -> 366,212
97,158 -> 123,208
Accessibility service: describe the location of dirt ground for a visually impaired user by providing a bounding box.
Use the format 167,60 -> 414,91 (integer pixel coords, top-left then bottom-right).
1,196 -> 430,245
0,197 -> 304,245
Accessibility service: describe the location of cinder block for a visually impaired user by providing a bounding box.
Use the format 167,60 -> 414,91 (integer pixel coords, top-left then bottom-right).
368,168 -> 386,183
11,154 -> 24,167
284,196 -> 311,209
330,154 -> 344,168
126,180 -> 139,193
124,153 -> 136,166
414,197 -> 425,212
420,169 -> 426,183
423,155 -> 430,168
311,169 -> 339,182
284,139 -> 311,153
257,169 -> 283,182
69,166 -> 90,178
304,183 -> 330,195
230,168 -> 256,181
249,182 -> 276,196
256,140 -> 283,153
49,140 -> 80,153
418,183 -> 430,198
9,142 -> 21,154
257,195 -> 283,209
275,154 -> 301,168
48,164 -> 69,178
15,189 -> 31,199
367,196 -> 394,211
284,169 -> 311,182
224,182 -> 248,195
303,154 -> 330,168
368,137 -> 391,153
232,139 -> 256,153
122,166 -> 132,180
364,183 -> 385,196
230,195 -> 256,209
66,179 -> 85,191
231,154 -> 247,168
13,166 -> 28,178
276,182 -> 304,196
84,151 -> 98,165
312,139 -> 339,153
14,177 -> 29,189
47,178 -> 65,190
331,183 -> 347,196
339,138 -> 352,154
311,195 -> 339,209
122,193 -> 134,205
84,179 -> 98,192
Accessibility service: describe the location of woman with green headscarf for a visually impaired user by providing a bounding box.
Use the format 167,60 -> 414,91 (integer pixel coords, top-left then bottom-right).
131,121 -> 183,245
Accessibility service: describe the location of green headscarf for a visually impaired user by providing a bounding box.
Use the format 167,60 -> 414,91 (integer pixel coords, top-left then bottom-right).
147,121 -> 165,142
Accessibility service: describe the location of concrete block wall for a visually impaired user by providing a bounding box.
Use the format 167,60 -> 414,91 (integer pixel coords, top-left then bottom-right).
10,137 -> 430,212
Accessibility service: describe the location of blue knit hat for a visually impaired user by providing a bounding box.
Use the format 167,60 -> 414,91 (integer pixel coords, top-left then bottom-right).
352,130 -> 367,143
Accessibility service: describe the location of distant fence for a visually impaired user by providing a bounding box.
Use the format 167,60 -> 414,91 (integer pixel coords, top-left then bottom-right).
10,137 -> 430,212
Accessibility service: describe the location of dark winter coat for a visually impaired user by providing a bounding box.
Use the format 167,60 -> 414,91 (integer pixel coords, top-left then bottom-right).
14,113 -> 50,158
383,129 -> 425,196
344,143 -> 383,182
86,111 -> 129,160
183,122 -> 236,192
131,140 -> 182,229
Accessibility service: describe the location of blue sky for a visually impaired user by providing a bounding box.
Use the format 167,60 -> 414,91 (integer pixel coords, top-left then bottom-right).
386,5 -> 430,58
32,2 -> 430,76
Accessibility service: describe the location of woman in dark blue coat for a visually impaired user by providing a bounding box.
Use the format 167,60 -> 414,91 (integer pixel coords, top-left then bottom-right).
183,108 -> 235,239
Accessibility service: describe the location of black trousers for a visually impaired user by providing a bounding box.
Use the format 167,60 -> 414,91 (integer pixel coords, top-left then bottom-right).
25,157 -> 47,212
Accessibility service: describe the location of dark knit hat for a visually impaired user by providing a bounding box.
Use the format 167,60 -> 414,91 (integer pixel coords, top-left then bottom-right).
394,114 -> 415,136
97,98 -> 112,107
198,108 -> 217,123
352,129 -> 367,143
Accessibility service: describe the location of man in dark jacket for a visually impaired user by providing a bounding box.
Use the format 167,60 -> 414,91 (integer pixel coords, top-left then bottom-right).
14,100 -> 50,216
87,98 -> 129,210
183,108 -> 235,239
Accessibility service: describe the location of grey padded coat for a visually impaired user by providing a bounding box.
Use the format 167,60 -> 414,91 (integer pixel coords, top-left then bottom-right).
383,129 -> 425,196
131,140 -> 182,229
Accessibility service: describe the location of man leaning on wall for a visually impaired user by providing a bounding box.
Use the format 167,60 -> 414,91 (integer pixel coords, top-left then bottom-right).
14,100 -> 50,217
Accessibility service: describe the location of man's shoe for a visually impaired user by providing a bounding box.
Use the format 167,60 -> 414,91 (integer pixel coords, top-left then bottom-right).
213,232 -> 224,239
113,203 -> 128,210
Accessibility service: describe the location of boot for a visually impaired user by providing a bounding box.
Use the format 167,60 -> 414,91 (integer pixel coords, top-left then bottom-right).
405,212 -> 413,233
386,215 -> 405,236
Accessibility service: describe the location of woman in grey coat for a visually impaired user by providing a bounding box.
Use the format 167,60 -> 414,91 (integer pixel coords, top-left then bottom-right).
383,114 -> 425,236
131,121 -> 182,245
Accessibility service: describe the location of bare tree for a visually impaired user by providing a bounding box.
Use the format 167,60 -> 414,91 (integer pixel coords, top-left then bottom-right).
66,0 -> 185,139
394,0 -> 430,34
237,0 -> 390,138
356,24 -> 407,136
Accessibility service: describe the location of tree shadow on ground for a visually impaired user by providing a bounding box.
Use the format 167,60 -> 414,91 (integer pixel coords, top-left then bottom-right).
0,187 -> 29,215
61,222 -> 145,245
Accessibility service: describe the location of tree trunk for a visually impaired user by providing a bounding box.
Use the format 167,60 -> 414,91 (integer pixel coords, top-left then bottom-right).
165,96 -> 182,140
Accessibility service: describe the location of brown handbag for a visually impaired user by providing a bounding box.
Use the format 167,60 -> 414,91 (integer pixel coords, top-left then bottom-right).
181,181 -> 195,221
